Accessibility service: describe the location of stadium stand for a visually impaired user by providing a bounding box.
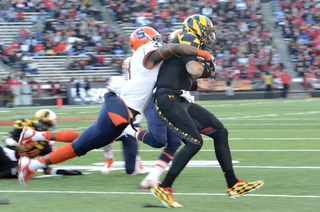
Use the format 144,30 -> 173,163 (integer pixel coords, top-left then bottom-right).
109,0 -> 282,80
0,0 -> 128,83
272,0 -> 320,78
1,0 -> 319,101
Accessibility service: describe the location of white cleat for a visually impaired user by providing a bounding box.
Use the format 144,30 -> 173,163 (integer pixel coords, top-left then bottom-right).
18,127 -> 36,146
140,178 -> 158,189
18,156 -> 36,186
101,157 -> 114,174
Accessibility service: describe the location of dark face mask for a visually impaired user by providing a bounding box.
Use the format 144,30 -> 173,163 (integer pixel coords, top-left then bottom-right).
38,120 -> 53,131
202,30 -> 217,50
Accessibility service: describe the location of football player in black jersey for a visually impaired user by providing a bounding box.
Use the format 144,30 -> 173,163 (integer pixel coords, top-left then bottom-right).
1,109 -> 81,177
151,15 -> 264,208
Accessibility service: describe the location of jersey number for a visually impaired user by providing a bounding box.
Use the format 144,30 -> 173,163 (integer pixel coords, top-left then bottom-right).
136,29 -> 146,40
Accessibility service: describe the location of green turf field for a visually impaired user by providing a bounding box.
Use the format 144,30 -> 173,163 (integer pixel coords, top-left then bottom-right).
0,99 -> 319,212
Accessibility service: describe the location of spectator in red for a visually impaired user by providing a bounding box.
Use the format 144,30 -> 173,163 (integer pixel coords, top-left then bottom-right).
280,69 -> 290,98
52,41 -> 66,54
8,75 -> 22,85
46,1 -> 54,10
34,44 -> 45,56
11,40 -> 20,50
96,52 -> 106,67
17,11 -> 25,21
18,27 -> 29,41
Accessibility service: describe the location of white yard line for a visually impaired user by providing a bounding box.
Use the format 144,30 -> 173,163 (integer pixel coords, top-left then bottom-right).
0,190 -> 319,198
91,149 -> 320,152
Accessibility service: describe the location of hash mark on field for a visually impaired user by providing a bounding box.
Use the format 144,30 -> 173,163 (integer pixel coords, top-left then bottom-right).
0,190 -> 320,198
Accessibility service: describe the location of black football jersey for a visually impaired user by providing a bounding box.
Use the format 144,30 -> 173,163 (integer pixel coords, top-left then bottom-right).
156,32 -> 200,91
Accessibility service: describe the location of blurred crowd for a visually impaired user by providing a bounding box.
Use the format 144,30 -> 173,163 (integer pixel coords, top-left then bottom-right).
103,0 -> 284,80
0,0 -> 128,73
1,0 -> 319,84
272,0 -> 320,78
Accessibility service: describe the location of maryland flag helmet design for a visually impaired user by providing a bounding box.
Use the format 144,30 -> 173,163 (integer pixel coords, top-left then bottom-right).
34,109 -> 57,131
182,14 -> 217,50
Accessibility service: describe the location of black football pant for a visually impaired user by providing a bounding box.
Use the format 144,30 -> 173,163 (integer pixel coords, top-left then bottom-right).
155,90 -> 233,181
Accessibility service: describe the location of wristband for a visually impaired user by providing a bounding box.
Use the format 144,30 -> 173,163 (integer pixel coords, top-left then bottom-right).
199,65 -> 212,78
197,49 -> 212,61
158,47 -> 168,60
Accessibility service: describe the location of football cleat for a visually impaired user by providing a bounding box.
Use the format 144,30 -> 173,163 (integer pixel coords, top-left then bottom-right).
18,127 -> 36,146
227,178 -> 264,199
18,156 -> 37,186
140,178 -> 158,189
151,183 -> 183,208
101,157 -> 114,174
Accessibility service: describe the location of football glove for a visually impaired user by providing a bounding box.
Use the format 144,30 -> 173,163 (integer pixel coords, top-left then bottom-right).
206,55 -> 216,71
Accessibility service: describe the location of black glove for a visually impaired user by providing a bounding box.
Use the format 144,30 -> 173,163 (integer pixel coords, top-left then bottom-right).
64,170 -> 82,175
206,55 -> 216,71
57,169 -> 82,175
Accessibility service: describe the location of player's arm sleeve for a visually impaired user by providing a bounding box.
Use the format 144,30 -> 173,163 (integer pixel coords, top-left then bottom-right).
2,128 -> 20,146
146,35 -> 211,64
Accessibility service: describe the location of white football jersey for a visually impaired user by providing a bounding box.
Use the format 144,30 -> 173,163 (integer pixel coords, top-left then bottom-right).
107,75 -> 127,96
120,41 -> 163,113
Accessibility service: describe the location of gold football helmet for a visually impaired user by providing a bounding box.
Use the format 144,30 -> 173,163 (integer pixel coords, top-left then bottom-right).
34,109 -> 57,131
182,14 -> 217,50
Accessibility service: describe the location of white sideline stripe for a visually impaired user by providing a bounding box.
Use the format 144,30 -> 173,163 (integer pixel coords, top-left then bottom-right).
0,190 -> 319,198
92,149 -> 320,152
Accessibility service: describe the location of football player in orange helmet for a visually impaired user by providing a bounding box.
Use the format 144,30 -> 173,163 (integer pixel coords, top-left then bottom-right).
16,26 -> 214,187
129,27 -> 163,51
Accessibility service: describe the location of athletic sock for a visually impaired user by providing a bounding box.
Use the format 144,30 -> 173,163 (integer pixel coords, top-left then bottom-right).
48,143 -> 77,164
55,131 -> 81,142
145,159 -> 168,180
28,157 -> 48,171
224,169 -> 238,188
103,149 -> 114,158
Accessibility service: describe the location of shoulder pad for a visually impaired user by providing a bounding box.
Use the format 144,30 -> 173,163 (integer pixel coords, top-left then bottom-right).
175,32 -> 200,49
13,119 -> 35,129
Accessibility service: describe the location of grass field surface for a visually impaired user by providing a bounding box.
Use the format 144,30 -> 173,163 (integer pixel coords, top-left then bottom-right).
0,99 -> 319,211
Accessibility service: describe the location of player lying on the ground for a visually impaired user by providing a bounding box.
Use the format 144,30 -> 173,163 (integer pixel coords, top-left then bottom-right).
0,145 -> 81,178
16,26 -> 215,186
1,109 -> 81,177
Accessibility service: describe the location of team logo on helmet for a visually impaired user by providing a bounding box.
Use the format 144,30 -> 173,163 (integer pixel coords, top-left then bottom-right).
129,27 -> 163,51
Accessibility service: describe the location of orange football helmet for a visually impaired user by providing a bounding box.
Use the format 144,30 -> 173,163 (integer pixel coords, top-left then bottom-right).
169,29 -> 182,41
129,27 -> 163,51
